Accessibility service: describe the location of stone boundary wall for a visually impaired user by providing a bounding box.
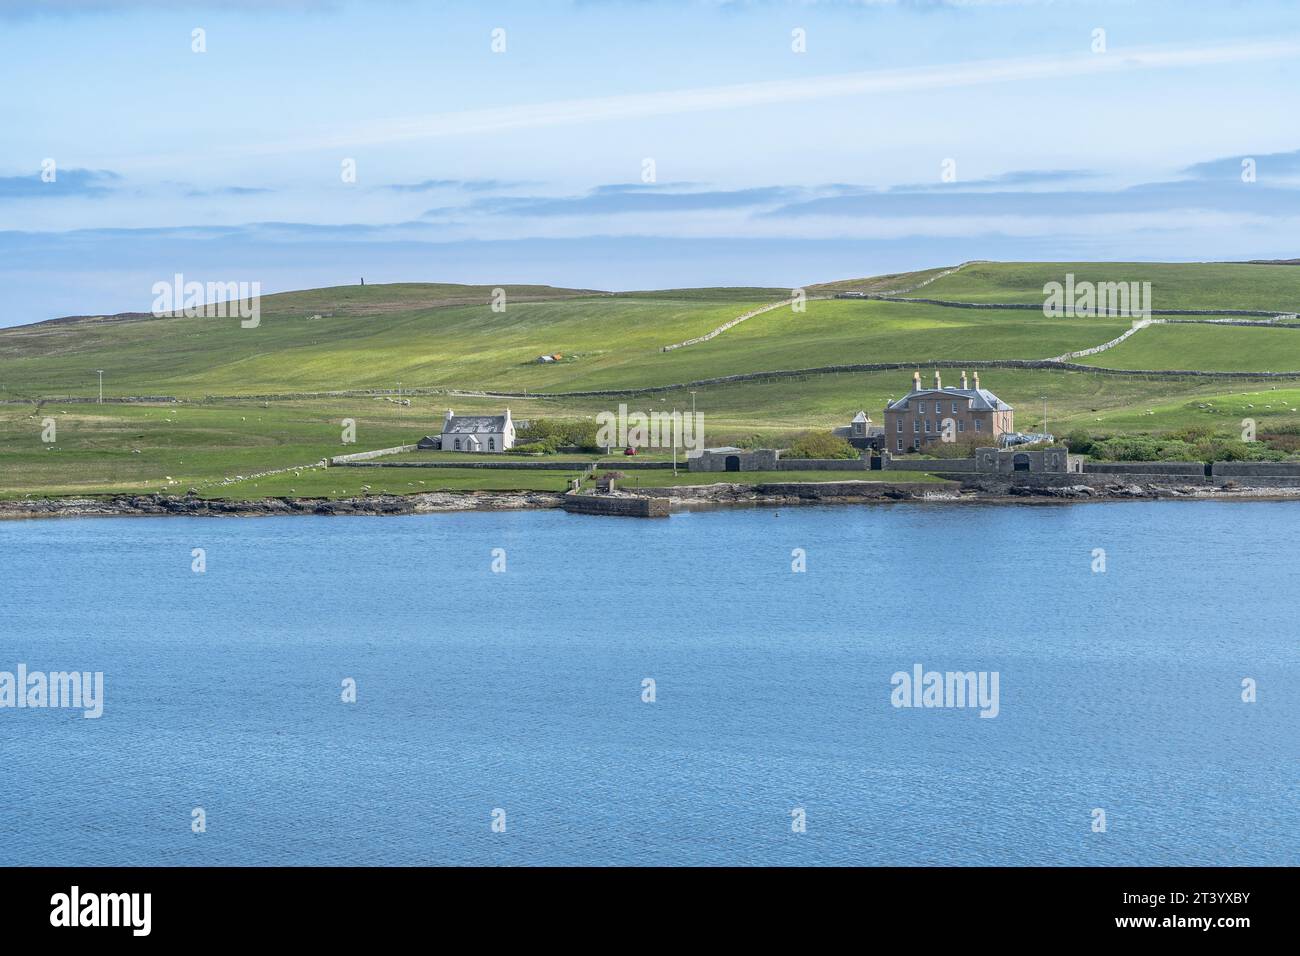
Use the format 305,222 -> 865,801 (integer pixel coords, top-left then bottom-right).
660,297 -> 821,352
1045,320 -> 1156,362
1083,461 -> 1207,476
450,359 -> 1300,400
1212,461 -> 1300,477
328,444 -> 417,465
883,457 -> 978,472
776,457 -> 870,471
0,395 -> 180,405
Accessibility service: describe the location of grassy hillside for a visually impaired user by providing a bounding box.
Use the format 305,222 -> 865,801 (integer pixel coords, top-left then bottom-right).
1086,324 -> 1300,372
906,261 -> 1300,311
0,284 -> 789,399
6,263 -> 1300,500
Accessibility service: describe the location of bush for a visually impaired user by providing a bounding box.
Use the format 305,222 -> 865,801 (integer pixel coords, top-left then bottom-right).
563,419 -> 602,452
516,418 -> 563,444
1065,428 -> 1095,455
1088,432 -> 1287,463
784,431 -> 858,459
517,417 -> 602,452
511,441 -> 553,455
928,439 -> 979,459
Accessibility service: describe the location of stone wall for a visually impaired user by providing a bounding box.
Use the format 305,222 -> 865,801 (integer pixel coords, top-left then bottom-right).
328,444 -> 418,465
883,457 -> 977,472
690,448 -> 781,472
1211,461 -> 1300,477
776,457 -> 870,471
1084,461 -> 1207,476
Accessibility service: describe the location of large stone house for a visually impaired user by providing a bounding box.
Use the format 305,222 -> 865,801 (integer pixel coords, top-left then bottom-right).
432,408 -> 516,452
883,371 -> 1013,452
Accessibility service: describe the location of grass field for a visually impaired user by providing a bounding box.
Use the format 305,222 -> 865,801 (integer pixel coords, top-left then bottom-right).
1086,324 -> 1300,372
7,263 -> 1300,499
902,261 -> 1300,311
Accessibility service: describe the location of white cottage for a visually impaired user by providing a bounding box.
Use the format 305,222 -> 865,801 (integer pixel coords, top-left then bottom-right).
439,409 -> 515,453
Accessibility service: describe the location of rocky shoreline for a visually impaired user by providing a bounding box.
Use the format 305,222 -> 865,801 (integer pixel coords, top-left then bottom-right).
0,491 -> 567,520
3,480 -> 1300,521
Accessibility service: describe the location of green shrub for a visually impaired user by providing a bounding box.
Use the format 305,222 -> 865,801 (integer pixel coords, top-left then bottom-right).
784,431 -> 858,459
1065,428 -> 1095,455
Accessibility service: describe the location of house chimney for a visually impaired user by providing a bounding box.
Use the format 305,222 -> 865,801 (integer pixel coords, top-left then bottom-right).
912,370 -> 921,392
973,371 -> 980,390
961,370 -> 969,389
445,409 -> 454,421
934,370 -> 942,390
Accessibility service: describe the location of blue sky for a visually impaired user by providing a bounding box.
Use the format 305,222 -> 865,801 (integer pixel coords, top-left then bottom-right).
3,0 -> 1300,325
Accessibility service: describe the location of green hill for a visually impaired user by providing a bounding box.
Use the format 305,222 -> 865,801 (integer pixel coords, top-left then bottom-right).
6,262 -> 1300,499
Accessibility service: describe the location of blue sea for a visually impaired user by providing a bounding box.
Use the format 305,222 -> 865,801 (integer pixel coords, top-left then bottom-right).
1,501 -> 1296,866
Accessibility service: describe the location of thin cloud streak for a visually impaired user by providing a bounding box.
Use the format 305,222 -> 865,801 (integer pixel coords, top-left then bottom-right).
102,37 -> 1300,170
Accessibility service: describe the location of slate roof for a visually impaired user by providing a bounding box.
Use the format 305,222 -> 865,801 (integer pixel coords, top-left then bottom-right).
885,387 -> 1012,413
442,414 -> 509,435
851,410 -> 871,423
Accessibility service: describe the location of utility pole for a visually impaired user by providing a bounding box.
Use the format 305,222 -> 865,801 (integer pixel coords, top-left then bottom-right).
97,370 -> 104,404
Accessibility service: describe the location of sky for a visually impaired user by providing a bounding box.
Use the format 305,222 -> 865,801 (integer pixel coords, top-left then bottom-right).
2,0 -> 1300,325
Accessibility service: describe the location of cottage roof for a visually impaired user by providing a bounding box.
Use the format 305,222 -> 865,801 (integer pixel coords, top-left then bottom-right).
851,410 -> 871,423
885,387 -> 1012,412
442,414 -> 510,435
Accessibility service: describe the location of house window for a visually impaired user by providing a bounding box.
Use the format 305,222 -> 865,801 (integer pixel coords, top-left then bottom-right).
974,419 -> 982,432
897,419 -> 903,433
958,419 -> 965,432
896,438 -> 903,451
924,419 -> 930,432
454,438 -> 461,450
918,401 -> 926,413
488,437 -> 495,451
952,401 -> 959,414
913,420 -> 919,433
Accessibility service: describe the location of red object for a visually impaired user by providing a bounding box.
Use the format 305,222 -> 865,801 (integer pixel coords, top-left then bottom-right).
623,446 -> 637,456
